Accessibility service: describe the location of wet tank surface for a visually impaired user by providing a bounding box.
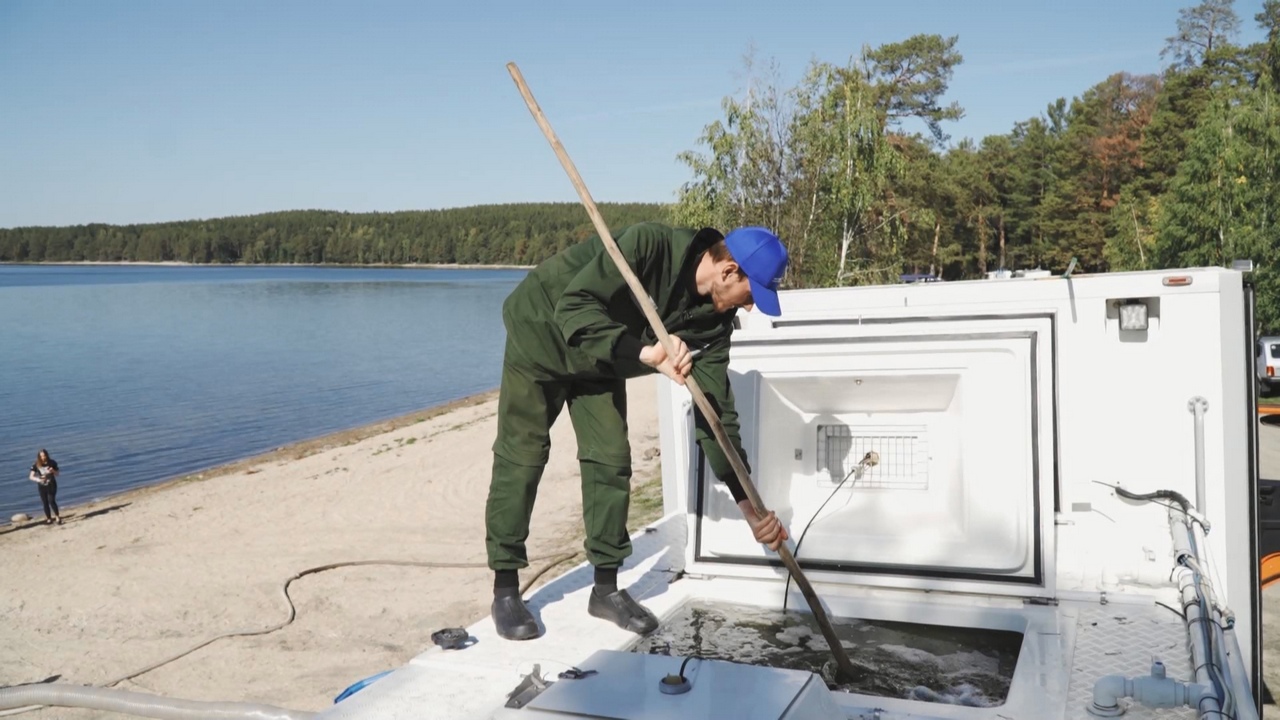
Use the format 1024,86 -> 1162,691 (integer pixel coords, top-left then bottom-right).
630,601 -> 1022,707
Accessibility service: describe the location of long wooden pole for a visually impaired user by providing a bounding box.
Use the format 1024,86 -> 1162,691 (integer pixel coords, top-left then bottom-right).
506,62 -> 859,684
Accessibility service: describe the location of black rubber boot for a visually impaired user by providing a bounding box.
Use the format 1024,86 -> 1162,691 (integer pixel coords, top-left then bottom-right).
587,588 -> 658,634
492,593 -> 540,641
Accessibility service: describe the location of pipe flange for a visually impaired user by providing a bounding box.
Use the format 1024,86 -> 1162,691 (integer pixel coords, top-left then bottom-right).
1087,701 -> 1126,717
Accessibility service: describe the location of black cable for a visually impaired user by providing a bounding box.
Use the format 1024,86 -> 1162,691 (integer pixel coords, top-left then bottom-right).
782,456 -> 868,612
1149,499 -> 1182,515
678,655 -> 701,680
1092,481 -> 1211,535
1199,593 -> 1234,717
99,552 -> 580,690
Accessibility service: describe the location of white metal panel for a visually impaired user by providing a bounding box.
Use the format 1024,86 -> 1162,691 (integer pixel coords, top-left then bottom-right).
515,650 -> 821,720
685,317 -> 1056,597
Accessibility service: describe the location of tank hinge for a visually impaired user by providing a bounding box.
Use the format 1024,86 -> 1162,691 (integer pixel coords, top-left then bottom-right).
1024,596 -> 1059,606
504,664 -> 551,709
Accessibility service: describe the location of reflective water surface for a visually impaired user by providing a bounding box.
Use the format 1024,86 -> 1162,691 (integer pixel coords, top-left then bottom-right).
631,601 -> 1021,707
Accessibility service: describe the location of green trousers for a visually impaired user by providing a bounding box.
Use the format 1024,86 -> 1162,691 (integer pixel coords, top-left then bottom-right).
484,345 -> 634,572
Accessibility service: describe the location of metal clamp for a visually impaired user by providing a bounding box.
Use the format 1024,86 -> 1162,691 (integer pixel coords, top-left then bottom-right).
557,667 -> 598,680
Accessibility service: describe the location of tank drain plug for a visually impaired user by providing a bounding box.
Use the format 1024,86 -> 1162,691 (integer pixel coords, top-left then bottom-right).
659,674 -> 691,695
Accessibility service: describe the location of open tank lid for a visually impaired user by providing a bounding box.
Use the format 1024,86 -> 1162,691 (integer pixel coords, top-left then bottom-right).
662,311 -> 1058,599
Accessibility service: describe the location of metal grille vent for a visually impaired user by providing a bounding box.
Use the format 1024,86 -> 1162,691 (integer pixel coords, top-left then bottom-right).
816,426 -> 929,490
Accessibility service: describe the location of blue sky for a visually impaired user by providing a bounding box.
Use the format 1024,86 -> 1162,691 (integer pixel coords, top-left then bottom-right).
0,1 -> 1270,228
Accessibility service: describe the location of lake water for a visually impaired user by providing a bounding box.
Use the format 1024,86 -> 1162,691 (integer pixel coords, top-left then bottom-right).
0,264 -> 526,519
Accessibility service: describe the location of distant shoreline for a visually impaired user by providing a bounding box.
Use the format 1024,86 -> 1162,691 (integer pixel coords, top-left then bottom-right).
3,387 -> 500,527
1,261 -> 535,270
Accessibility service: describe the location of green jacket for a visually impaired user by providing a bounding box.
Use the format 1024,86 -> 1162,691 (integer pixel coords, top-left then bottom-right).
502,222 -> 749,500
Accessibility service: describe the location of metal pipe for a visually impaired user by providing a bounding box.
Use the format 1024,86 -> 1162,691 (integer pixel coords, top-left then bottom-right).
1170,512 -> 1226,719
1174,567 -> 1224,719
1243,276 -> 1265,714
1213,616 -> 1240,720
1188,397 -> 1209,515
1225,624 -> 1262,720
1088,663 -> 1211,717
0,684 -> 315,719
1181,511 -> 1259,719
1089,509 -> 1244,718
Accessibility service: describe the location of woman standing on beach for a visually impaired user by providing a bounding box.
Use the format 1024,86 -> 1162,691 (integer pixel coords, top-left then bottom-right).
29,449 -> 61,525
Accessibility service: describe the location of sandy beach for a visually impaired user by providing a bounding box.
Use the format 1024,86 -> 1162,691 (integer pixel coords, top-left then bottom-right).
0,377 -> 664,718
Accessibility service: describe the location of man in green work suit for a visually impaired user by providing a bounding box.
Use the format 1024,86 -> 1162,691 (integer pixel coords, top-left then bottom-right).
485,222 -> 791,641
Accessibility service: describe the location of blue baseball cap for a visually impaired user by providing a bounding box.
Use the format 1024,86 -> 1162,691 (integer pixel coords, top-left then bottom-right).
724,227 -> 788,316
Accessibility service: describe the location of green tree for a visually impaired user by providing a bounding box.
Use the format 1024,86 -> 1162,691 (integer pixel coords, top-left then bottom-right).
864,34 -> 965,145
673,51 -> 791,235
799,58 -> 906,286
675,34 -> 962,287
1155,67 -> 1280,331
1162,0 -> 1242,67
0,204 -> 670,267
